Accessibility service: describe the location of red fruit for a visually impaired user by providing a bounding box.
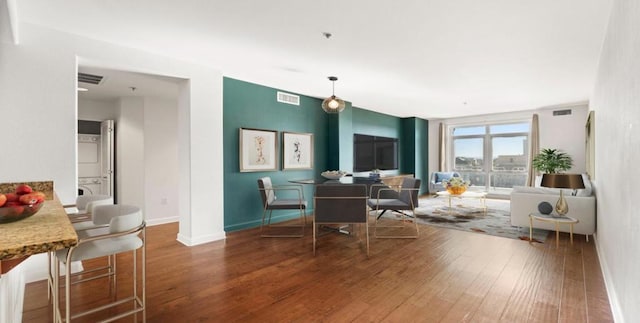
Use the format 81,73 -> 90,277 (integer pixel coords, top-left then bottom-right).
0,194 -> 6,207
6,205 -> 24,217
15,184 -> 33,195
5,201 -> 21,207
19,193 -> 41,205
5,193 -> 19,202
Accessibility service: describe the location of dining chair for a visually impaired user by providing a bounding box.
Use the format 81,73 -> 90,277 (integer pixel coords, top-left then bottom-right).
53,204 -> 146,323
368,177 -> 421,238
257,177 -> 307,237
313,184 -> 369,256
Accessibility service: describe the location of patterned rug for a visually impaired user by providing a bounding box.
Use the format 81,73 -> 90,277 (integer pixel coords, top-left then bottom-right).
410,196 -> 548,242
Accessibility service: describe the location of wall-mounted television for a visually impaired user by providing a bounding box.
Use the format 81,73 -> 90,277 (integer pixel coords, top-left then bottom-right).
354,134 -> 398,172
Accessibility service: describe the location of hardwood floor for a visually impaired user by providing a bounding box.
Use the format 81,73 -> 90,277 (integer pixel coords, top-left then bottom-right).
23,219 -> 613,322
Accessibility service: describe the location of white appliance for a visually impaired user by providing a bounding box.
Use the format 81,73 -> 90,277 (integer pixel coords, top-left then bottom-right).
78,177 -> 102,196
77,120 -> 115,197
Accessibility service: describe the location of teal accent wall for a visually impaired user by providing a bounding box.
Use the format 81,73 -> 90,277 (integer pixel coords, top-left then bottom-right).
352,107 -> 403,138
326,103 -> 354,171
223,78 -> 430,231
402,118 -> 429,194
223,78 -> 329,231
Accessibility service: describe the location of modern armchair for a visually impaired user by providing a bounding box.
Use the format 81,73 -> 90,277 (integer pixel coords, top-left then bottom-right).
313,184 -> 369,256
368,177 -> 421,238
429,172 -> 460,193
257,177 -> 308,237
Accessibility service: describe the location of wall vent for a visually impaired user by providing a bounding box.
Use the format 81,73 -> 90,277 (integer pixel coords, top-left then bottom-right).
553,109 -> 572,116
277,91 -> 300,106
78,72 -> 104,85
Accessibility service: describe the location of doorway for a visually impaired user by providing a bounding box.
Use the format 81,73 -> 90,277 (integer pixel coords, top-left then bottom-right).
76,65 -> 184,224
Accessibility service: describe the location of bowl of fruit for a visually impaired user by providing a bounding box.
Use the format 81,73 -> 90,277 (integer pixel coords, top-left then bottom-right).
0,184 -> 46,224
321,170 -> 348,180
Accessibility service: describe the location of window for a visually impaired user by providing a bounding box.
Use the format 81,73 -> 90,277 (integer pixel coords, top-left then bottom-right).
450,121 -> 530,193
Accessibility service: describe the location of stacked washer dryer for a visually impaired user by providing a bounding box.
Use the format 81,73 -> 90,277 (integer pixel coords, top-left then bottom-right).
78,134 -> 103,196
78,120 -> 114,198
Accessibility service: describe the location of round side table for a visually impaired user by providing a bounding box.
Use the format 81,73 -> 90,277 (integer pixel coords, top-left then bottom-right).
529,213 -> 579,248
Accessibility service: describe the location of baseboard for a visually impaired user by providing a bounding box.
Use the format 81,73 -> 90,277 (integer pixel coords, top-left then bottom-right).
224,210 -> 311,232
593,233 -> 625,323
146,216 -> 179,226
176,231 -> 226,247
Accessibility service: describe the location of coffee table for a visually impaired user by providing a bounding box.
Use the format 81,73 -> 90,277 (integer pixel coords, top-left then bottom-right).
435,191 -> 488,215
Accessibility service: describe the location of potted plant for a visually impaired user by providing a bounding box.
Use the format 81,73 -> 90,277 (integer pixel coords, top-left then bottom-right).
531,148 -> 573,174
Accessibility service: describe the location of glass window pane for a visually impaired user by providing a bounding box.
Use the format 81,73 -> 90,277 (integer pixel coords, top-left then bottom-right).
491,173 -> 527,188
453,126 -> 485,136
490,123 -> 529,134
453,138 -> 484,171
460,172 -> 486,187
492,136 -> 528,171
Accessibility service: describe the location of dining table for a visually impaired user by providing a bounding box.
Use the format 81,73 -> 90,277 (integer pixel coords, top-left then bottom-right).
289,175 -> 390,235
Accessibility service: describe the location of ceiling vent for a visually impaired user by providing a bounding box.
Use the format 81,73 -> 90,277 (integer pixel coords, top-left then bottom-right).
552,109 -> 572,116
78,72 -> 104,85
277,91 -> 300,106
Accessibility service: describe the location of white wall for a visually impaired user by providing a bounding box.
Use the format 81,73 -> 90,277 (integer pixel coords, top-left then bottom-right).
144,97 -> 180,225
78,98 -> 119,121
117,97 -> 145,210
537,104 -> 589,174
590,0 -> 640,321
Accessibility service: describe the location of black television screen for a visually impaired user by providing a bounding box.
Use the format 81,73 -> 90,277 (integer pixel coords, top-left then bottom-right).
354,134 -> 398,172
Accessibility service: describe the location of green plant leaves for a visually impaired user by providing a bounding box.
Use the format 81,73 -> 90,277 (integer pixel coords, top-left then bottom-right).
532,148 -> 573,173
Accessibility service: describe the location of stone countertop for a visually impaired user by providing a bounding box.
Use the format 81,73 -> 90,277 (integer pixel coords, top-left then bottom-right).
0,196 -> 78,261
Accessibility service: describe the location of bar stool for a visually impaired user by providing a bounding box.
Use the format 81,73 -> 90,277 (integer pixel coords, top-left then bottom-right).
53,204 -> 146,322
49,195 -> 114,302
65,194 -> 114,225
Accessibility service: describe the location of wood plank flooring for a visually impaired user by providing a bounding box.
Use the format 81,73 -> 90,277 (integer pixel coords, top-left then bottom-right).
22,218 -> 613,322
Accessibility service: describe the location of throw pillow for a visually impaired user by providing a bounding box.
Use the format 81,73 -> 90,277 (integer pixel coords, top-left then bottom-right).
538,202 -> 553,214
576,173 -> 593,197
437,173 -> 452,183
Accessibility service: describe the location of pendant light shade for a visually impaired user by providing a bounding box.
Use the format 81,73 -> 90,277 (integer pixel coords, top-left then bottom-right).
321,76 -> 346,113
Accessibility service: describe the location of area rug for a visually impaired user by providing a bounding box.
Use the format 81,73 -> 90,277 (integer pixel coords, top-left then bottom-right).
408,196 -> 548,242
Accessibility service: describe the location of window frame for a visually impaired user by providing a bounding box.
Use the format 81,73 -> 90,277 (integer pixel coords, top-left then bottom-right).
448,120 -> 530,193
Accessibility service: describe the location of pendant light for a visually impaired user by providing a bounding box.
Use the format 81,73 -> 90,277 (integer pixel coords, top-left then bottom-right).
321,76 -> 346,113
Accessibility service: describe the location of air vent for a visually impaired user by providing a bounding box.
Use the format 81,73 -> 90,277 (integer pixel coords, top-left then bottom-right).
553,109 -> 572,116
78,72 -> 104,85
277,91 -> 300,106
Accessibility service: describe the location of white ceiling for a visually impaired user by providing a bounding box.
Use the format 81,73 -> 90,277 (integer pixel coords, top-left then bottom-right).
77,66 -> 184,102
16,0 -> 612,119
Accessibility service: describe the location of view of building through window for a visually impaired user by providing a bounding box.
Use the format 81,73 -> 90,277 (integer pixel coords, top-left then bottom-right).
451,122 -> 530,192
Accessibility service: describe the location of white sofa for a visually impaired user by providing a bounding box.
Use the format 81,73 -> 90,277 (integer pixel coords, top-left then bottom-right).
510,175 -> 595,236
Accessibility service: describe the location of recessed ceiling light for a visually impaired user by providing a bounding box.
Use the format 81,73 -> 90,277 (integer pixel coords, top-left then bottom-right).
77,87 -> 88,92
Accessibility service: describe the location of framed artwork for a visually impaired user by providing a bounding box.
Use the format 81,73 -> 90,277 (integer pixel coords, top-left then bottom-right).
282,132 -> 314,170
239,128 -> 278,172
